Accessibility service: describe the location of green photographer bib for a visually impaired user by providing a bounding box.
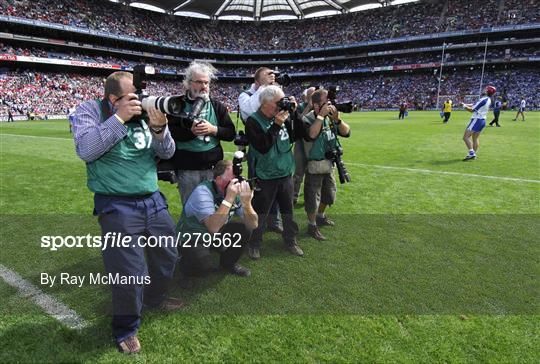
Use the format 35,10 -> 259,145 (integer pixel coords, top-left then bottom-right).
86,100 -> 157,196
304,113 -> 338,161
250,111 -> 294,180
176,100 -> 219,152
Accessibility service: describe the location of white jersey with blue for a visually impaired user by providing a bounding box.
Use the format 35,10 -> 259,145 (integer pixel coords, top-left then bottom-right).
466,96 -> 491,133
520,99 -> 526,111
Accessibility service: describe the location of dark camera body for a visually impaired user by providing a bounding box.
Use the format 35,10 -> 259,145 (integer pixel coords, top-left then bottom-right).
327,85 -> 353,114
272,72 -> 291,87
277,97 -> 296,112
325,147 -> 351,184
234,130 -> 249,147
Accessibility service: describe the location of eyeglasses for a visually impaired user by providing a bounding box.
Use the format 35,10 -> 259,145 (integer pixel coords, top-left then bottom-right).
190,80 -> 210,86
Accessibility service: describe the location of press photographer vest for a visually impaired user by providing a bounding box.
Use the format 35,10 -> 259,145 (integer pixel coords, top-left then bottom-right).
176,180 -> 240,236
304,112 -> 338,161
176,100 -> 219,152
250,111 -> 294,180
86,99 -> 157,196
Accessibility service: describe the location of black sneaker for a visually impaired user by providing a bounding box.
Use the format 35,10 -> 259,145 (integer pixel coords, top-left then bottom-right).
463,155 -> 476,161
316,216 -> 335,227
227,264 -> 251,277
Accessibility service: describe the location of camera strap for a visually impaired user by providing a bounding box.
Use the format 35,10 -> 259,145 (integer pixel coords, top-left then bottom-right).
100,98 -> 113,121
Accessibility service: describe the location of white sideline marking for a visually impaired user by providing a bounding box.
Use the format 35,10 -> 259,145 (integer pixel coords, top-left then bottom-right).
4,136 -> 539,184
0,264 -> 87,330
347,162 -> 540,184
225,151 -> 539,184
0,133 -> 72,141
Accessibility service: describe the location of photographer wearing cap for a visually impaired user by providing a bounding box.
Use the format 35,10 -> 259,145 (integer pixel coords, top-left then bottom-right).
303,89 -> 350,241
72,71 -> 181,354
168,61 -> 236,204
245,85 -> 305,259
238,67 -> 284,234
176,160 -> 258,283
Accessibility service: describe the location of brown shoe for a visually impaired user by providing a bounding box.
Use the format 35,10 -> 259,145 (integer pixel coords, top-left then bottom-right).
117,335 -> 141,354
285,243 -> 304,257
316,216 -> 335,227
160,297 -> 185,311
307,224 -> 326,241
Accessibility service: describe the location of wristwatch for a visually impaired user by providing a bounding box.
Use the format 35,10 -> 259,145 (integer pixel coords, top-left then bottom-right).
150,126 -> 165,134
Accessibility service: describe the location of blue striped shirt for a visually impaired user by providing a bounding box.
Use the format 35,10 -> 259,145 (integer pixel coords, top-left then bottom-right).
72,100 -> 175,162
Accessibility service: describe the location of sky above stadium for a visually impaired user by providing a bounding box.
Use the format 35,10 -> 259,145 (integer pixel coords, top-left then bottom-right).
109,0 -> 419,21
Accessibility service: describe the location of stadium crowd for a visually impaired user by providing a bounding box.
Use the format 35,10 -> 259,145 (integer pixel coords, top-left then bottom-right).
1,0 -> 538,51
2,43 -> 535,77
1,67 -> 538,118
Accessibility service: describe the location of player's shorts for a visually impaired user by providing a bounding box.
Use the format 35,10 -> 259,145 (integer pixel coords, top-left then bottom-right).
519,107 -> 525,113
466,118 -> 486,133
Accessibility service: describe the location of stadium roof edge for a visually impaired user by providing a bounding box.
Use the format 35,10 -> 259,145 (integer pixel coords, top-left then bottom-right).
113,0 -> 423,21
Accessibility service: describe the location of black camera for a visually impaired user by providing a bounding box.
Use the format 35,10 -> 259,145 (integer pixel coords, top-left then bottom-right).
234,130 -> 249,147
277,97 -> 296,112
271,71 -> 291,87
325,147 -> 351,184
232,151 -> 258,190
177,97 -> 206,129
132,64 -> 184,120
327,85 -> 353,114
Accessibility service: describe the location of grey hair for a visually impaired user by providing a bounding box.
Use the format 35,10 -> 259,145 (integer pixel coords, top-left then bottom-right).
259,85 -> 283,105
182,61 -> 218,89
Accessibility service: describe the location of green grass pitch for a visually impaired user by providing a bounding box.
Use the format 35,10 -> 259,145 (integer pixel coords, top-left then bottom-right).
0,110 -> 538,362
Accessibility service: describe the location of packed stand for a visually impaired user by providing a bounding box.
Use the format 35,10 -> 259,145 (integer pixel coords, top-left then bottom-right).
1,67 -> 538,119
2,43 -> 536,77
1,0 -> 538,52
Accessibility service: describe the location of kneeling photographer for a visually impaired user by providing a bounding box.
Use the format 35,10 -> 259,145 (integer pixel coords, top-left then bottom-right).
167,61 -> 236,205
303,88 -> 351,241
176,160 -> 258,284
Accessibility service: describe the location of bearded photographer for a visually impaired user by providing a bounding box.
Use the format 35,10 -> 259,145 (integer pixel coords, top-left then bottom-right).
238,67 -> 284,234
168,61 -> 236,205
303,89 -> 350,241
176,160 -> 258,283
245,85 -> 305,259
72,71 -> 181,354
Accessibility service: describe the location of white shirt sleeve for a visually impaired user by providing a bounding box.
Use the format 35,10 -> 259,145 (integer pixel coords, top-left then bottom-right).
238,84 -> 262,121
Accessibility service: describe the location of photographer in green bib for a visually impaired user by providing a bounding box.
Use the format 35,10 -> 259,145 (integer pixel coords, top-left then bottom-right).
72,71 -> 182,354
245,85 -> 306,259
302,88 -> 350,241
167,61 -> 236,205
176,160 -> 258,285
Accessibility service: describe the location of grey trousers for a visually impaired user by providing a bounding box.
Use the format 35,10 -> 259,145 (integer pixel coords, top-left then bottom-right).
176,169 -> 214,205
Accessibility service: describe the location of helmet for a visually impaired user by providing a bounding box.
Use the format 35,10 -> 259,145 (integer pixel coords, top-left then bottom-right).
485,85 -> 496,96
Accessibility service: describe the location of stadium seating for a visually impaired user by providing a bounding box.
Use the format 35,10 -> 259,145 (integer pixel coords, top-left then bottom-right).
1,0 -> 538,51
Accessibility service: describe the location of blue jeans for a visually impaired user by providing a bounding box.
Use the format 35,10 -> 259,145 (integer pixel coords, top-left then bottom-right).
94,191 -> 178,342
